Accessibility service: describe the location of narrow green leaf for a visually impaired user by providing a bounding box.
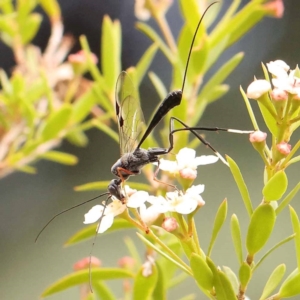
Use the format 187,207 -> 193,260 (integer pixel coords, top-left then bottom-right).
152,262 -> 167,300
253,234 -> 295,272
74,181 -> 151,192
15,164 -> 36,174
278,271 -> 300,298
136,232 -> 192,276
136,22 -> 174,63
133,264 -> 158,300
199,52 -> 244,102
66,129 -> 88,147
124,236 -> 142,266
207,199 -> 227,257
276,182 -> 300,215
93,119 -> 119,143
257,99 -> 278,137
246,204 -> 276,256
148,71 -> 168,101
289,206 -> 300,271
65,219 -> 135,246
190,254 -> 213,291
239,262 -> 251,290
40,151 -> 78,165
206,257 -> 237,300
41,104 -> 72,141
260,264 -> 286,300
93,280 -> 115,300
207,84 -> 229,103
39,0 -> 61,20
230,214 -> 243,265
222,266 -> 239,294
41,268 -> 134,297
227,156 -> 253,216
20,13 -> 42,44
263,171 -> 288,201
135,44 -> 158,86
101,15 -> 121,93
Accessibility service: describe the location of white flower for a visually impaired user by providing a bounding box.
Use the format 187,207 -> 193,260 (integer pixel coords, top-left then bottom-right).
84,189 -> 149,233
166,184 -> 205,214
247,80 -> 271,99
272,69 -> 300,94
267,60 -> 290,78
158,147 -> 218,179
139,203 -> 161,225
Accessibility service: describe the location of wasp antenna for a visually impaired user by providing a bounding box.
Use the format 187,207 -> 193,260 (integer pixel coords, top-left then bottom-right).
88,196 -> 111,292
181,1 -> 219,93
35,192 -> 110,242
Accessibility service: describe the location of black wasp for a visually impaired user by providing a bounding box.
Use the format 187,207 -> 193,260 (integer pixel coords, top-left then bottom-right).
36,2 -> 252,241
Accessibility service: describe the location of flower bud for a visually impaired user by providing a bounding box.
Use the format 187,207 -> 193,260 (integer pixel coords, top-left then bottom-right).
276,142 -> 291,155
271,88 -> 288,101
247,80 -> 271,99
161,217 -> 179,232
73,256 -> 101,271
250,131 -> 267,153
118,256 -> 136,269
263,0 -> 284,18
68,50 -> 98,75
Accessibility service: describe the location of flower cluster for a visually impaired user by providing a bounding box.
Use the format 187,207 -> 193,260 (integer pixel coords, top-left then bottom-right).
246,60 -> 300,158
84,148 -> 218,233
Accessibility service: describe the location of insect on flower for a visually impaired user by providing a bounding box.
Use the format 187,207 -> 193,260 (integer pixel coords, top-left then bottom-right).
36,1 -> 253,245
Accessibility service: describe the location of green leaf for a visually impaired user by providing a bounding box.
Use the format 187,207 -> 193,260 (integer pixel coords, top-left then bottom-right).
136,232 -> 192,276
136,22 -> 174,63
239,262 -> 251,290
93,119 -> 119,143
101,15 -> 121,94
148,71 -> 168,101
246,204 -> 276,256
15,164 -> 36,174
230,214 -> 243,265
65,219 -> 135,246
66,129 -> 88,147
278,271 -> 300,298
289,206 -> 300,271
254,234 -> 295,272
71,86 -> 98,124
257,99 -> 278,136
222,266 -> 239,294
41,268 -> 134,297
263,171 -> 288,201
124,236 -> 142,266
207,199 -> 227,257
206,84 -> 229,103
41,104 -> 72,141
190,254 -> 213,291
39,151 -> 78,165
206,257 -> 237,300
152,262 -> 167,300
260,264 -> 286,300
133,263 -> 158,300
276,182 -> 300,215
135,44 -> 158,87
20,13 -> 42,44
198,52 -> 244,103
93,281 -> 115,300
227,156 -> 253,216
74,181 -> 151,192
39,0 -> 61,20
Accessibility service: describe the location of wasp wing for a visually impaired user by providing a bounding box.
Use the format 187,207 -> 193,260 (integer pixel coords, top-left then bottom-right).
115,71 -> 145,156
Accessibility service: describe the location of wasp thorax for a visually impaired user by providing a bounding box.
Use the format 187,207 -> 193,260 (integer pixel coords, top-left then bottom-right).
111,148 -> 159,180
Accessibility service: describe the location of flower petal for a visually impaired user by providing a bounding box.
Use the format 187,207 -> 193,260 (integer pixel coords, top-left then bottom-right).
186,184 -> 205,195
176,147 -> 196,167
157,159 -> 178,172
97,214 -> 114,233
175,198 -> 198,214
127,191 -> 149,208
83,205 -> 104,224
147,195 -> 169,213
194,155 -> 219,166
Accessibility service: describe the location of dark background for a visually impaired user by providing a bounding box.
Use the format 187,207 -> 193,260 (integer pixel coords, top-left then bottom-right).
1,0 -> 300,299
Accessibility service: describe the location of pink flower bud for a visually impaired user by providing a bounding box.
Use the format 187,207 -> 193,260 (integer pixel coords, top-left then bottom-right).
68,50 -> 98,65
179,167 -> 197,180
161,217 -> 179,232
118,256 -> 136,269
247,80 -> 271,99
276,142 -> 291,155
73,256 -> 101,271
249,131 -> 267,143
263,0 -> 284,18
271,88 -> 288,101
